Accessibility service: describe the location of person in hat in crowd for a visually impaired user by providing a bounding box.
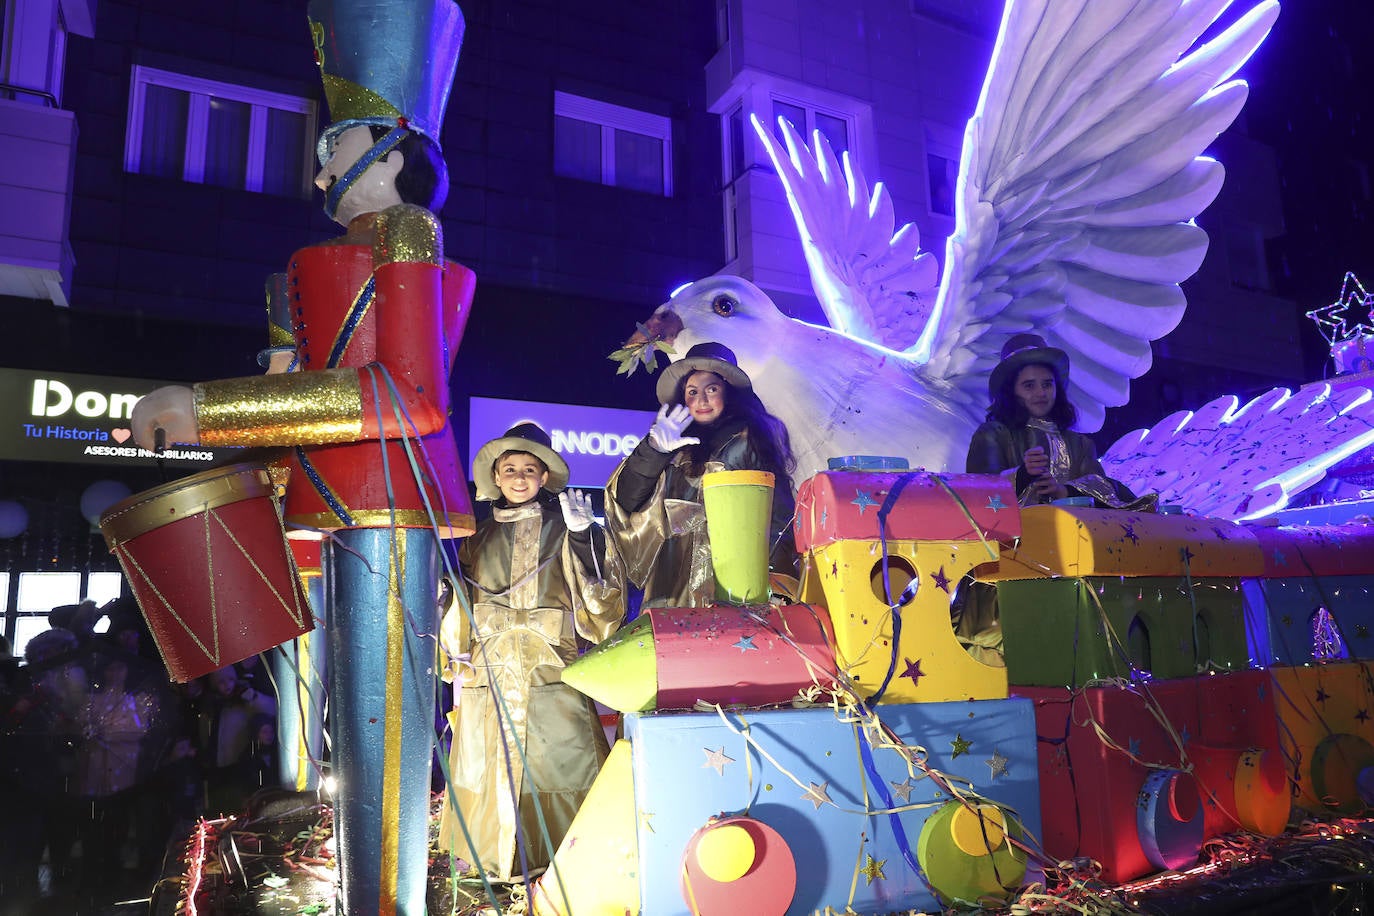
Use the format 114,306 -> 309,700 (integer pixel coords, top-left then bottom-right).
127,2 -> 475,910
606,341 -> 798,608
438,423 -> 623,883
966,333 -> 1156,511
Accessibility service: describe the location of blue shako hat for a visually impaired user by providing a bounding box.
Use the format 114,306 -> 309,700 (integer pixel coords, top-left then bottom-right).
307,0 -> 465,164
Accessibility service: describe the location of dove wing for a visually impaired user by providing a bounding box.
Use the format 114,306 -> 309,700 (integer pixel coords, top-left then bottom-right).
1102,383 -> 1374,520
918,0 -> 1280,433
751,113 -> 940,352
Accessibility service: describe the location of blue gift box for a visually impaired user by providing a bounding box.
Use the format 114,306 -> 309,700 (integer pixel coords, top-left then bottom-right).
1244,575 -> 1374,665
625,699 -> 1042,915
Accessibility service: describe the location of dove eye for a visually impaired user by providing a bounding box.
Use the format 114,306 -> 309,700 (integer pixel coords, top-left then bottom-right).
712,295 -> 737,317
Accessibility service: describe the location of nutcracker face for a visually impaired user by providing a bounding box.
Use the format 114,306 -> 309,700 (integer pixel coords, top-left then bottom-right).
315,124 -> 405,226
494,452 -> 549,506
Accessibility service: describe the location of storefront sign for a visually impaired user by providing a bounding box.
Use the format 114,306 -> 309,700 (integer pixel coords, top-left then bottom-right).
468,396 -> 656,490
0,368 -> 234,467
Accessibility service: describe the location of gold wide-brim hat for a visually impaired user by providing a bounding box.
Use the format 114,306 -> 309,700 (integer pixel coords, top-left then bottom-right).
655,341 -> 753,406
472,422 -> 570,502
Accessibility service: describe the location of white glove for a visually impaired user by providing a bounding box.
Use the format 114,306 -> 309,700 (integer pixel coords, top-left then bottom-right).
647,404 -> 700,453
559,488 -> 596,533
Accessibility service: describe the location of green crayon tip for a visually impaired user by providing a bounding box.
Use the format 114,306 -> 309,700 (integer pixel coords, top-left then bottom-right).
563,613 -> 658,713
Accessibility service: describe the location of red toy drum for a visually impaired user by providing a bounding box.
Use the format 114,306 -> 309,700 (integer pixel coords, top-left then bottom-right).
99,463 -> 314,682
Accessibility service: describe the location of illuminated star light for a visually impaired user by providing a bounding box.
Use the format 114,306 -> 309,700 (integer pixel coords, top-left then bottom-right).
985,749 -> 1009,779
803,781 -> 833,809
851,489 -> 879,515
1306,271 -> 1374,345
702,746 -> 735,775
901,657 -> 925,686
733,635 -> 759,653
860,854 -> 888,884
951,733 -> 972,759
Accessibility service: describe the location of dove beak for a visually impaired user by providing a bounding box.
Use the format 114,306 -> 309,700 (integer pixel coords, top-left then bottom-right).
626,308 -> 683,346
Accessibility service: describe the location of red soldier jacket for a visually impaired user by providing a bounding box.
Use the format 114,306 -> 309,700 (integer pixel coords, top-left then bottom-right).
192,204 -> 476,537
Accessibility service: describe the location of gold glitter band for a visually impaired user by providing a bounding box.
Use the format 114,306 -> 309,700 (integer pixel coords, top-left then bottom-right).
320,73 -> 401,128
374,204 -> 442,266
194,371 -> 364,447
288,509 -> 475,538
380,537 -> 406,911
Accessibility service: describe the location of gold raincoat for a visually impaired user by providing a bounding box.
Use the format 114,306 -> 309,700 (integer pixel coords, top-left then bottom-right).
438,497 -> 623,880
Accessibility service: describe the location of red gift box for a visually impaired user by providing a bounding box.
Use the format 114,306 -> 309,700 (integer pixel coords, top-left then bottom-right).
1014,670 -> 1285,884
794,471 -> 1019,552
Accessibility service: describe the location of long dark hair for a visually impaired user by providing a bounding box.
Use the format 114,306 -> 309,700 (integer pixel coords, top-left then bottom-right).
987,360 -> 1078,429
673,374 -> 796,485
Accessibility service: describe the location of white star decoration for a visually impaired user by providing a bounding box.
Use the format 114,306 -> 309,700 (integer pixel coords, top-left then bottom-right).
702,746 -> 735,776
1308,272 -> 1374,345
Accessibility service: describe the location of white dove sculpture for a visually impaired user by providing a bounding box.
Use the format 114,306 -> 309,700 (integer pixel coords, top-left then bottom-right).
622,0 -> 1281,493
1102,381 -> 1374,520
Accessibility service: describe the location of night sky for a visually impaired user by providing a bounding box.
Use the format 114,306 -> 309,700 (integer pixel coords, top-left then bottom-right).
1226,0 -> 1374,376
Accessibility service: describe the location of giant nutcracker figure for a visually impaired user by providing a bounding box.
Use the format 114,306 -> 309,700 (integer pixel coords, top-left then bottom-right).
130,2 -> 474,912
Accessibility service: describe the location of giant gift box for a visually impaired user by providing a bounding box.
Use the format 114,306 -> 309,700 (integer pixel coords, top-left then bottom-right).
795,471 -> 1017,703
998,576 -> 1250,687
1241,523 -> 1374,665
626,700 -> 1042,914
794,471 -> 1020,552
988,505 -> 1263,580
1270,661 -> 1374,814
1013,669 -> 1287,885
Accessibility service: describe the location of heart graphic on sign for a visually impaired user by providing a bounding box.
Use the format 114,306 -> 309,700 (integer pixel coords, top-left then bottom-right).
111,428 -> 132,443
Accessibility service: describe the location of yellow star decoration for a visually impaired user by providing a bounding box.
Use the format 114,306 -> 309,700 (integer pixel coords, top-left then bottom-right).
860,854 -> 887,885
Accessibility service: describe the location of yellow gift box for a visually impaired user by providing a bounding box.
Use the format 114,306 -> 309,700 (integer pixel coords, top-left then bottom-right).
987,505 -> 1264,580
802,539 -> 1008,703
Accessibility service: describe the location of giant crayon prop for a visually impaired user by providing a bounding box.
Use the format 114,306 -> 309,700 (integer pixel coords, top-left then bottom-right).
563,604 -> 838,713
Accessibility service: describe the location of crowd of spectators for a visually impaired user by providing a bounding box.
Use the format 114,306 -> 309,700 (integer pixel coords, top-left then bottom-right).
0,597 -> 281,913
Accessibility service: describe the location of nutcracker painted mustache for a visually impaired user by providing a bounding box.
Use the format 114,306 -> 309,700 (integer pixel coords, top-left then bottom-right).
128,1 -> 475,912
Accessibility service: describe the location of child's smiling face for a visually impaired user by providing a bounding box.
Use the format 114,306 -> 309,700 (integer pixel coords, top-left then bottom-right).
494,452 -> 549,506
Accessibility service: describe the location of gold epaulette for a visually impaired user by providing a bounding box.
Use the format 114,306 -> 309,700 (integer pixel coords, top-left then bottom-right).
373,203 -> 443,266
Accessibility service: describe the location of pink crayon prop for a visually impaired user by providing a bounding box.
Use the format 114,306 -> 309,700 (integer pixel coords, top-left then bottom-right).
563,604 -> 839,713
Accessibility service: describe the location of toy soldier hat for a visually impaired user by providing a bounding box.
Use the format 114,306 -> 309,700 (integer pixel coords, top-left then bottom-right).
306,0 -> 465,163
473,422 -> 570,501
988,333 -> 1070,398
655,341 -> 753,405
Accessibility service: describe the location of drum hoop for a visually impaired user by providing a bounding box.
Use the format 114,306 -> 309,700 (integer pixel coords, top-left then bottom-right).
99,463 -> 275,547
113,489 -> 308,669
